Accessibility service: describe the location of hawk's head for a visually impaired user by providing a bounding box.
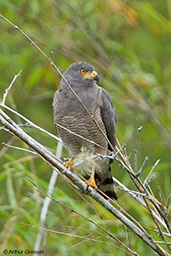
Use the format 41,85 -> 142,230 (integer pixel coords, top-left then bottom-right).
62,61 -> 99,87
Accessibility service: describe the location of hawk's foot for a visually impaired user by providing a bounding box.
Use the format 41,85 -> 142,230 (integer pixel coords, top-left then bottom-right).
85,162 -> 97,189
85,177 -> 97,189
63,156 -> 74,169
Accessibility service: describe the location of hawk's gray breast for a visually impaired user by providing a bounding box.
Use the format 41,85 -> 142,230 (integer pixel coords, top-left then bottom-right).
53,61 -> 117,199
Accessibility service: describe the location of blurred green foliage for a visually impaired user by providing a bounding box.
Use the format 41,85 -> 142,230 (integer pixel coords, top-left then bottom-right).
0,0 -> 171,255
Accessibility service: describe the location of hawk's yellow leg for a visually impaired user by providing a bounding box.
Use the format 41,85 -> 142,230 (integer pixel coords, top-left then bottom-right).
63,156 -> 74,169
85,162 -> 97,189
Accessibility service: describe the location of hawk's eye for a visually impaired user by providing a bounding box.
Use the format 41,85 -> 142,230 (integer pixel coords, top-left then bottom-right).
80,69 -> 87,75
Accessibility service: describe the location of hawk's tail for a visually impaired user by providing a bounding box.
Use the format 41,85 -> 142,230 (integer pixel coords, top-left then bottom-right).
95,167 -> 118,200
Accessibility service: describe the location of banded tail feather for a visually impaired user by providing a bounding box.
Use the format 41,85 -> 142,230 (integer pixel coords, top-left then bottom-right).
85,167 -> 118,200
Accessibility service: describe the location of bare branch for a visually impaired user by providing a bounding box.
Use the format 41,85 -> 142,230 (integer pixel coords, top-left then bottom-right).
147,228 -> 171,238
0,104 -> 62,143
144,159 -> 160,186
2,142 -> 37,155
118,187 -> 147,197
23,223 -> 110,242
0,136 -> 15,158
154,241 -> 171,245
134,126 -> 142,172
1,70 -> 22,105
135,156 -> 149,177
113,177 -> 169,231
116,145 -> 169,234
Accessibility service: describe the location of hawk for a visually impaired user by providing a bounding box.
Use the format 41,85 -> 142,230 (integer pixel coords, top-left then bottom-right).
53,61 -> 117,199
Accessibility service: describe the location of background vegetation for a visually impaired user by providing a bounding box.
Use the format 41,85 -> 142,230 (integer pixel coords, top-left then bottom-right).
0,0 -> 170,255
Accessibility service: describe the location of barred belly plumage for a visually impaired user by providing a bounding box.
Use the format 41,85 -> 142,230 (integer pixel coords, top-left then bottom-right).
55,109 -> 108,157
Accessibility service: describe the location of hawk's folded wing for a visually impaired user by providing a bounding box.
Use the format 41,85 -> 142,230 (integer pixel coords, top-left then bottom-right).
100,88 -> 117,151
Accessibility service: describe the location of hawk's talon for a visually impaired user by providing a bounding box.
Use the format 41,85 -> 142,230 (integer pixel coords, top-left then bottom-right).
85,177 -> 97,189
63,156 -> 74,169
85,162 -> 97,189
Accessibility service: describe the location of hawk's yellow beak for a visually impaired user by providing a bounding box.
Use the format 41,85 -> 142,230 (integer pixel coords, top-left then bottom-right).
84,70 -> 99,82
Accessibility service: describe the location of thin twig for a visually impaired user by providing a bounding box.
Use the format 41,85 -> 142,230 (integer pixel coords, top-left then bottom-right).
146,228 -> 171,238
2,142 -> 37,155
136,156 -> 149,177
115,144 -> 171,235
1,70 -> 22,105
0,136 -> 15,158
112,177 -> 168,230
154,241 -> 171,245
145,194 -> 171,250
118,150 -> 168,244
134,126 -> 142,172
118,187 -> 147,197
0,104 -> 62,143
144,159 -> 160,186
23,222 -> 115,244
